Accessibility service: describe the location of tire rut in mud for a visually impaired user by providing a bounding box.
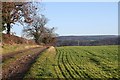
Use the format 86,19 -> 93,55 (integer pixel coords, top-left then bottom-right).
2,47 -> 48,79
2,47 -> 41,62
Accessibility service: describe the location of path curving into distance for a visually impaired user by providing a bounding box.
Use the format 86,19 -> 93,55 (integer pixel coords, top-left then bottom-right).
2,46 -> 48,79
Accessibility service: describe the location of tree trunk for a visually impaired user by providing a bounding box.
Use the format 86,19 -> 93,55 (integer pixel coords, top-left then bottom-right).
7,23 -> 11,34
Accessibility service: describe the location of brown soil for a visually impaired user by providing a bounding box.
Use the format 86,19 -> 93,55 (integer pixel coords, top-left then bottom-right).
2,47 -> 49,79
2,33 -> 36,45
2,47 -> 41,62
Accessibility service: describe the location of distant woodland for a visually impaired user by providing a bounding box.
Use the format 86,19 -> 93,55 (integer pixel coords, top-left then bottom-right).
56,35 -> 119,46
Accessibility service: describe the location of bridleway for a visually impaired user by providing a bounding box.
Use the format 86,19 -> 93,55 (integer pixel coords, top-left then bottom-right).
2,46 -> 49,79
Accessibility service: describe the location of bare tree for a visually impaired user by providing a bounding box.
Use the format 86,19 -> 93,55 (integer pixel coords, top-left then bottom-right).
2,2 -> 38,34
23,14 -> 57,45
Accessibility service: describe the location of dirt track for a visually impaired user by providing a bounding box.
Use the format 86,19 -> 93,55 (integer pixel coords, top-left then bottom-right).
2,47 -> 48,79
2,47 -> 42,62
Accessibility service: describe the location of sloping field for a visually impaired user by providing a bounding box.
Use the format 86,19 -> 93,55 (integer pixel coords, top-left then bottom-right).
24,45 -> 118,79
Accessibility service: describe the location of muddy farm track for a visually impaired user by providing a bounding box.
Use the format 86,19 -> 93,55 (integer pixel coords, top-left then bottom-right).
2,46 -> 48,79
2,47 -> 43,62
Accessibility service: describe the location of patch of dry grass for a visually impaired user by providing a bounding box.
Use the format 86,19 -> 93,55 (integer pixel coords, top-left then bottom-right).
2,44 -> 42,54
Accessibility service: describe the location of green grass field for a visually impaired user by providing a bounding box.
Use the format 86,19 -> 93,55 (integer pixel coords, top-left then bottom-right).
24,45 -> 119,79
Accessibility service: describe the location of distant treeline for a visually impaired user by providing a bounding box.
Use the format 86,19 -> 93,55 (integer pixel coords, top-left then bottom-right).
56,35 -> 119,46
